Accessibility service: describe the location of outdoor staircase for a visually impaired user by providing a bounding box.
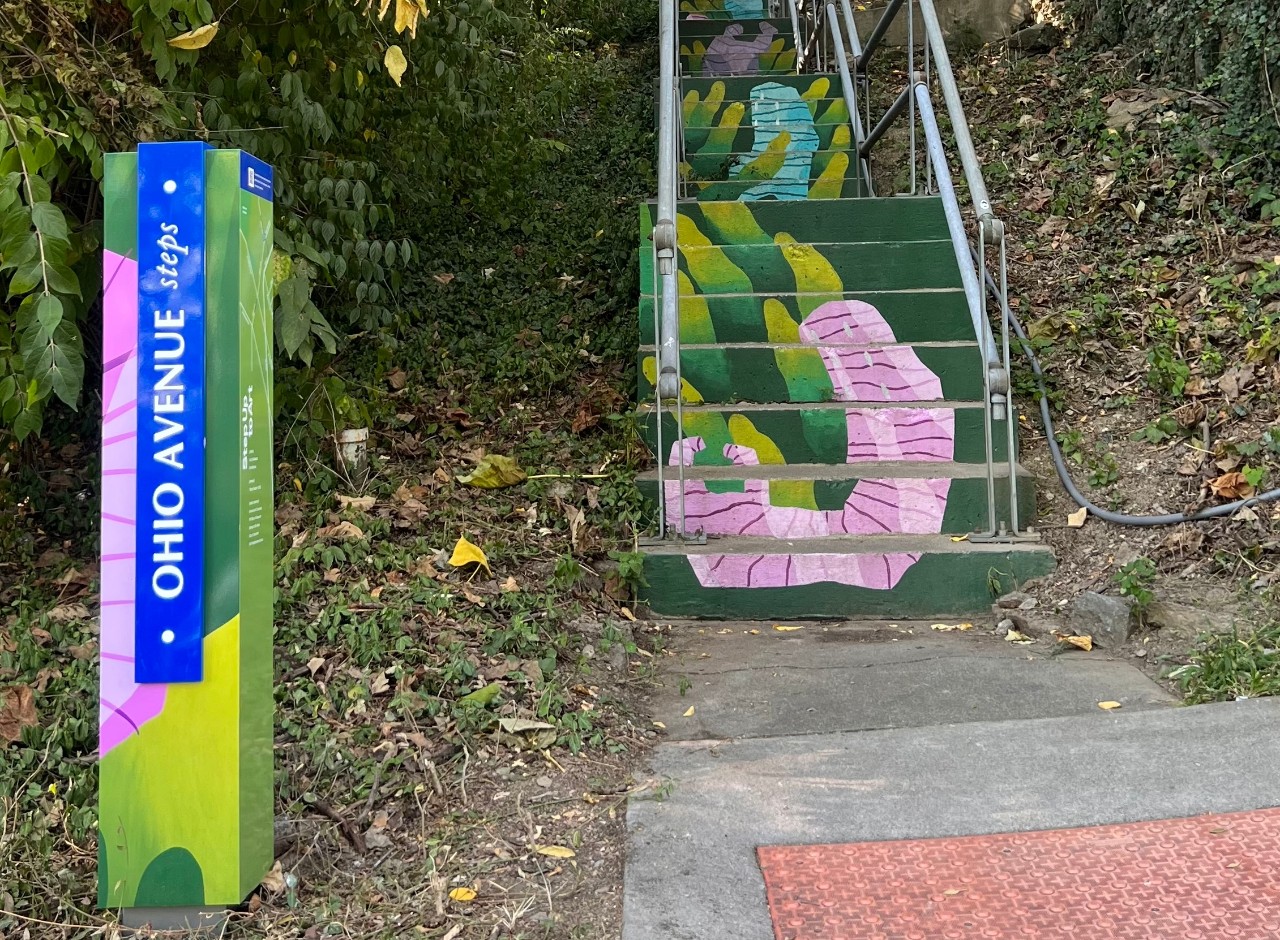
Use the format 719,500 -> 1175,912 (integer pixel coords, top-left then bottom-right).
637,1 -> 1055,619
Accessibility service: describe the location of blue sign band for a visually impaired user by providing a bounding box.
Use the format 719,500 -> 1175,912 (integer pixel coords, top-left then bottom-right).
134,141 -> 208,684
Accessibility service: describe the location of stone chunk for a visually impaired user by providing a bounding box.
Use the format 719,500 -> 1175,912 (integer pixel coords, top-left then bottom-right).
1068,592 -> 1135,648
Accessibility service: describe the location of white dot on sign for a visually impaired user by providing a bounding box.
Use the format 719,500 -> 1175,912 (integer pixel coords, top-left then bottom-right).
161,630 -> 175,644
163,179 -> 177,194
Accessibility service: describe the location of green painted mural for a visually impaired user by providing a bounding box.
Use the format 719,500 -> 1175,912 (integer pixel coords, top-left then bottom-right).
638,9 -> 1053,615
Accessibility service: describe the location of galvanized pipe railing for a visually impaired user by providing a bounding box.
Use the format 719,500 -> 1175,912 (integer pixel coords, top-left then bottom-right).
822,0 -> 1030,539
652,0 -> 687,538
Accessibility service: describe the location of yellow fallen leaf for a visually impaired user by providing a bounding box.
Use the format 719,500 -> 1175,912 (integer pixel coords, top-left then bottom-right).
931,622 -> 974,632
168,22 -> 219,49
384,44 -> 408,86
1061,634 -> 1093,651
448,887 -> 476,903
457,454 -> 526,489
1005,629 -> 1033,644
619,607 -> 637,622
773,625 -> 803,632
449,536 -> 491,574
682,706 -> 695,717
501,575 -> 520,593
943,888 -> 964,896
748,629 -> 761,635
950,534 -> 969,542
534,845 -> 576,859
652,721 -> 666,729
1098,700 -> 1122,710
1067,507 -> 1088,528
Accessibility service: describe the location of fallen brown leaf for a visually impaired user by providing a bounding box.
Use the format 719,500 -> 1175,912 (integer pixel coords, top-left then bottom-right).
0,685 -> 38,745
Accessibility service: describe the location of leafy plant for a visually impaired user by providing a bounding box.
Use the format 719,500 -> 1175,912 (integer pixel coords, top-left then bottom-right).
1114,556 -> 1157,619
1146,343 -> 1191,398
1169,621 -> 1280,704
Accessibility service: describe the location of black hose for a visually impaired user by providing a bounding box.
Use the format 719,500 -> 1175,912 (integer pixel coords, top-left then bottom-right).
983,264 -> 1280,526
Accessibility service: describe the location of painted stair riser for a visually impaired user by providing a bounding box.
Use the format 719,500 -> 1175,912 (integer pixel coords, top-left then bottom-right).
679,17 -> 794,37
636,345 -> 984,403
684,75 -> 850,101
638,292 -> 976,345
638,474 -> 1038,536
661,89 -> 850,129
641,241 -> 963,295
683,98 -> 852,138
640,407 -> 1016,465
680,1 -> 775,21
686,177 -> 868,200
639,549 -> 1057,618
640,198 -> 950,245
686,121 -> 853,154
688,148 -> 863,181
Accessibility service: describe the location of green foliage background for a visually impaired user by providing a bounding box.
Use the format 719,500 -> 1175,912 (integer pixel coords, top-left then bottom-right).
0,0 -> 650,443
1068,0 -> 1280,152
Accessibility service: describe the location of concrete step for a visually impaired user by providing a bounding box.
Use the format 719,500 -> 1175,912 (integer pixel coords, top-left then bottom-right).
637,290 -> 975,346
686,146 -> 861,181
641,197 -> 949,246
637,461 -> 1037,536
679,16 -> 794,38
639,533 -> 1056,617
638,400 -> 1014,465
686,120 -> 853,155
640,239 -> 961,295
683,74 -> 848,102
680,1 -> 774,20
684,175 -> 867,200
636,342 -> 984,403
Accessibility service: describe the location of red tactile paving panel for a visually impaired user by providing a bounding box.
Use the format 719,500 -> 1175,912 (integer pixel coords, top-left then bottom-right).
757,809 -> 1280,939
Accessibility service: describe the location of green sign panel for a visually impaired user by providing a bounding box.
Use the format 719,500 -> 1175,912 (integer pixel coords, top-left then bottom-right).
99,148 -> 275,909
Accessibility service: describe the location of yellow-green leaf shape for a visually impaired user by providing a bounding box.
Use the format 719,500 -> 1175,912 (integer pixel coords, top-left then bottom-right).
643,355 -> 705,404
809,150 -> 851,201
677,215 -> 754,294
699,201 -> 772,246
775,231 -> 844,316
728,414 -> 817,509
737,131 -> 792,181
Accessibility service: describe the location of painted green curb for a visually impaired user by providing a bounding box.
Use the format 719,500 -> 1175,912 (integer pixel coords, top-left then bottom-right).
636,344 -> 985,403
639,548 -> 1057,618
638,292 -> 976,345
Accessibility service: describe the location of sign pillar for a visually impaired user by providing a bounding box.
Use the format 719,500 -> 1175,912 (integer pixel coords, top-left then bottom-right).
99,144 -> 276,926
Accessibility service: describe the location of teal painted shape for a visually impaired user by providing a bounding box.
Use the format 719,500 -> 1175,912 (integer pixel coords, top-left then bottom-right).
733,82 -> 819,201
133,847 -> 206,907
726,0 -> 766,16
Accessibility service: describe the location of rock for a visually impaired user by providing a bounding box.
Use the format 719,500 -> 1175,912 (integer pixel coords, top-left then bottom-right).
990,607 -> 1047,637
1146,599 -> 1237,636
1068,592 -> 1135,648
1006,21 -> 1064,53
996,591 -> 1032,609
535,775 -> 552,788
607,641 -> 628,672
995,618 -> 1015,637
1134,648 -> 1148,659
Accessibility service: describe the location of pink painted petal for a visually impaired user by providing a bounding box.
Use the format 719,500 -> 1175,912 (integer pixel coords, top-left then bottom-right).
799,300 -> 897,345
689,551 -> 922,589
669,436 -> 706,467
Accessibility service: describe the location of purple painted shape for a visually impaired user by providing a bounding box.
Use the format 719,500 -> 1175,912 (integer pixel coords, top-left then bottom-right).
667,298 -> 957,590
701,22 -> 778,75
99,250 -> 167,756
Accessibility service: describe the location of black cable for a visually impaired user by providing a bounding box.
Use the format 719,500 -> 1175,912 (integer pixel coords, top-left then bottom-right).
981,263 -> 1280,526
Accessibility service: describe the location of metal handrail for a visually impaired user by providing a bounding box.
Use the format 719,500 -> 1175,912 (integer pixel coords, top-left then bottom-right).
652,0 -> 686,538
824,0 -> 1030,538
825,3 -> 873,194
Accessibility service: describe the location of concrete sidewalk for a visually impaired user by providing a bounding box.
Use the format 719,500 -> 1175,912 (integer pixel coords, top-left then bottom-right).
622,622 -> 1280,940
